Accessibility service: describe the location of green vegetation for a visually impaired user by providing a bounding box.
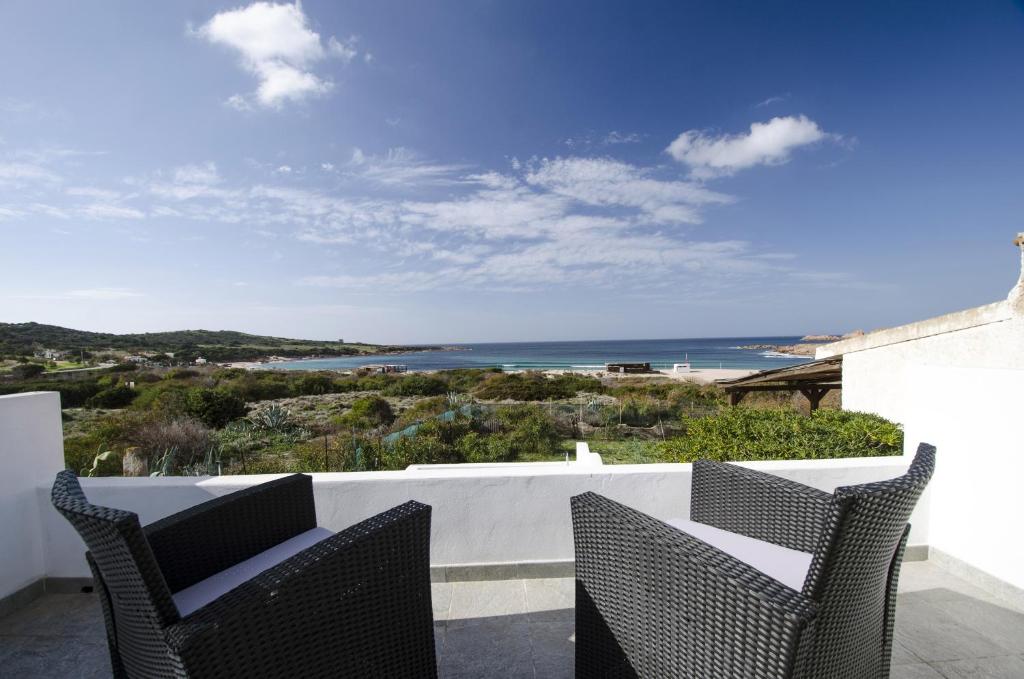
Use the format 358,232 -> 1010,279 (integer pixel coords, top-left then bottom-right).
0,321 -> 434,363
473,371 -> 604,400
660,408 -> 903,462
5,357 -> 900,476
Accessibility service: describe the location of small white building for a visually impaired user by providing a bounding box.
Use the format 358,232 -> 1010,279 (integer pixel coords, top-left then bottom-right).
194,357 -> 208,365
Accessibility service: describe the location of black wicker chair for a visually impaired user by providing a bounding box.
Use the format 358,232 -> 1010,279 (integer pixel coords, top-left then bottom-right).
51,471 -> 437,678
571,443 -> 935,679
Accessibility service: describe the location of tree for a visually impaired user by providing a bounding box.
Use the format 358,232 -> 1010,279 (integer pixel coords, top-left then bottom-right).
184,388 -> 247,428
11,363 -> 45,380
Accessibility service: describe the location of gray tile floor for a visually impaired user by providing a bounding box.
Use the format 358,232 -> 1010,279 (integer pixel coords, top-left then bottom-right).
1,561 -> 1021,678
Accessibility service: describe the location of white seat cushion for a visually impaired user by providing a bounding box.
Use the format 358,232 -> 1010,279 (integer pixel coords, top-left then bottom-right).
665,518 -> 812,591
173,526 -> 335,616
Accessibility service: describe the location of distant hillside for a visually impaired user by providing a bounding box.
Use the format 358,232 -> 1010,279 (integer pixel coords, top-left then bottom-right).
0,322 -> 427,362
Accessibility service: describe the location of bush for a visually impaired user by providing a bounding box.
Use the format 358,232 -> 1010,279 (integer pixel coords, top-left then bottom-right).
131,417 -> 215,470
219,373 -> 291,402
438,368 -> 501,393
660,408 -> 903,463
334,396 -> 394,430
0,380 -> 102,407
496,405 -> 561,458
86,386 -> 138,409
11,363 -> 44,379
107,363 -> 138,373
291,373 -> 336,396
130,381 -> 191,415
355,373 -> 399,391
165,368 -> 200,380
395,396 -> 449,427
184,388 -> 247,428
382,374 -> 448,397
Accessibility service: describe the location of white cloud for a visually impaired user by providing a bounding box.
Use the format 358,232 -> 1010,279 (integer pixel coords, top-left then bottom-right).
225,94 -> 253,111
79,204 -> 145,220
67,187 -> 122,200
68,288 -> 144,300
173,162 -> 220,185
196,2 -> 361,108
525,157 -> 732,223
327,36 -> 358,62
276,165 -> 292,174
755,94 -> 788,108
347,147 -> 470,186
12,288 -> 145,301
666,115 -> 831,178
0,162 -> 61,186
603,131 -> 641,145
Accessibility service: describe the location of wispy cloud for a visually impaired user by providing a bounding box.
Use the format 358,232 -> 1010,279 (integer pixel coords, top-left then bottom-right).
666,115 -> 834,178
194,1 -> 364,109
10,287 -> 145,301
0,129 -> 851,297
0,162 -> 61,187
346,147 -> 471,186
754,94 -> 789,108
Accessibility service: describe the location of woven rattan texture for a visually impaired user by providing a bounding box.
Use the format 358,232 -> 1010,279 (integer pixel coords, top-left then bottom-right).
52,471 -> 437,678
572,444 -> 935,679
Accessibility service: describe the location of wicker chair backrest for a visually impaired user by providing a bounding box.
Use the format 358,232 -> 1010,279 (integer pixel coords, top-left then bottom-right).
51,470 -> 179,676
799,443 -> 935,678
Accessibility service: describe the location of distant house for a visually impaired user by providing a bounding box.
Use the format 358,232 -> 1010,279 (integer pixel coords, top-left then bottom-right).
35,349 -> 68,361
194,357 -> 208,365
125,355 -> 150,364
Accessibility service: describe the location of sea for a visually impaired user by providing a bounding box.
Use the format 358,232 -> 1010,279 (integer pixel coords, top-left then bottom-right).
267,337 -> 814,372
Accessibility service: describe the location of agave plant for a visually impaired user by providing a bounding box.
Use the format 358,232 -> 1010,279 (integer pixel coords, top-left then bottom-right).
246,404 -> 294,432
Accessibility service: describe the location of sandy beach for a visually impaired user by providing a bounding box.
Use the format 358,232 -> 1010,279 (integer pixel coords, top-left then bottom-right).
539,367 -> 756,384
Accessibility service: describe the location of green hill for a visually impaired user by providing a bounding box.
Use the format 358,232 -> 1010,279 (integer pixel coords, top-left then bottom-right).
0,322 -> 425,362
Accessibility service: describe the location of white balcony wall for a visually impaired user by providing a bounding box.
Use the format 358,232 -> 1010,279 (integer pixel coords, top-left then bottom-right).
0,393 -> 65,599
903,364 -> 1024,591
41,456 -> 927,579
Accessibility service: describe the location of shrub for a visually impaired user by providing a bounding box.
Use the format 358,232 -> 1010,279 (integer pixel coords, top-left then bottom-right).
131,417 -> 215,470
184,388 -> 247,428
355,373 -> 398,391
496,405 -> 561,458
438,367 -> 501,393
383,374 -> 448,397
0,380 -> 102,407
334,396 -> 394,430
292,373 -> 336,396
130,381 -> 191,415
107,363 -> 138,373
474,371 -> 603,401
165,368 -> 200,380
11,363 -> 44,379
659,408 -> 903,463
219,373 -> 291,402
395,396 -> 448,427
86,386 -> 138,409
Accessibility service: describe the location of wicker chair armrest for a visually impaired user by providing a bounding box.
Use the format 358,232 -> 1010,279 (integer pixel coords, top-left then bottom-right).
572,492 -> 816,679
164,501 -> 436,678
691,459 -> 832,552
145,474 -> 317,593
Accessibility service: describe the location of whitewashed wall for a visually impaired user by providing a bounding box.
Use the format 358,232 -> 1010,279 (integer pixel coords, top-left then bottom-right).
41,456 -> 926,579
0,393 -> 65,599
902,364 -> 1024,591
835,317 -> 1023,424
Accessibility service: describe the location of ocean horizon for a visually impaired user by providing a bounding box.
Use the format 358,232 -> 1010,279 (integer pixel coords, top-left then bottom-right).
268,336 -> 815,372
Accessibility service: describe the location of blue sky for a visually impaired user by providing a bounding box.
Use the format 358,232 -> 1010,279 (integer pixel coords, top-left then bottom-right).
1,1 -> 1023,343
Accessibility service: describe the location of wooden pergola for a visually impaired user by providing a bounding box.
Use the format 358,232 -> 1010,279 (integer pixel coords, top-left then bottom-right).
716,355 -> 843,411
